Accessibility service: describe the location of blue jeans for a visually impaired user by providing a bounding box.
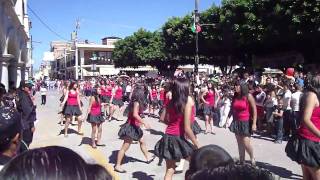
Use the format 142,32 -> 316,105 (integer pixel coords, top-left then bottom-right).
275,118 -> 283,141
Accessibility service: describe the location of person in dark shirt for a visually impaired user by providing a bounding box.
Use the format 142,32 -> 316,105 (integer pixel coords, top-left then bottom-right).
273,99 -> 284,144
0,103 -> 22,169
16,82 -> 37,147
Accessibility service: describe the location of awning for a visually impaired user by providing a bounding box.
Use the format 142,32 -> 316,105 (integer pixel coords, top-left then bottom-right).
99,67 -> 120,75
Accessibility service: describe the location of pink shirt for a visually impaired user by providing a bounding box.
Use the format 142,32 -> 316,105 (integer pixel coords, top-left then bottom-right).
165,105 -> 195,136
232,97 -> 250,121
205,90 -> 215,107
67,92 -> 78,106
114,87 -> 123,99
127,111 -> 142,127
299,107 -> 320,142
90,100 -> 101,116
151,89 -> 158,99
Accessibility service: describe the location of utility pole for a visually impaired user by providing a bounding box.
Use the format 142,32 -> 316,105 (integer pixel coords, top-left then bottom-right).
194,0 -> 200,84
74,18 -> 80,80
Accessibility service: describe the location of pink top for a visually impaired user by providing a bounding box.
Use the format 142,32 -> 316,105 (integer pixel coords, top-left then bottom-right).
90,100 -> 101,116
299,107 -> 320,142
151,89 -> 157,99
127,111 -> 142,127
67,92 -> 78,106
165,105 -> 195,136
100,86 -> 107,96
159,90 -> 165,100
106,86 -> 112,97
205,90 -> 215,107
114,87 -> 123,99
232,97 -> 250,121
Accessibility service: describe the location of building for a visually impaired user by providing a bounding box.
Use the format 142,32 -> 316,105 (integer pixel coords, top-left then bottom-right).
50,37 -> 121,80
0,0 -> 31,90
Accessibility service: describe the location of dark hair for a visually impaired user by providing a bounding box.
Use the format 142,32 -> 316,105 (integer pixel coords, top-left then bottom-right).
234,81 -> 249,98
0,107 -> 21,153
306,75 -> 320,101
186,145 -> 234,179
69,82 -> 76,90
169,78 -> 190,115
189,164 -> 274,180
0,146 -> 109,180
86,164 -> 112,180
128,84 -> 147,112
91,86 -> 100,104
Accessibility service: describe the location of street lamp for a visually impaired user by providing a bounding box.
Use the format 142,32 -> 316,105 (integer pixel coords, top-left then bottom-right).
194,0 -> 200,76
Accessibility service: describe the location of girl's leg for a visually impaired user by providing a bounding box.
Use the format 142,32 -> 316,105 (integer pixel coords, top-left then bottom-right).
64,116 -> 71,137
91,123 -> 97,148
235,135 -> 245,163
165,160 -> 176,180
205,115 -> 210,133
138,138 -> 151,162
309,166 -> 320,180
243,136 -> 255,165
76,116 -> 83,134
301,165 -> 312,180
209,116 -> 214,133
109,105 -> 115,121
96,123 -> 103,144
115,137 -> 132,171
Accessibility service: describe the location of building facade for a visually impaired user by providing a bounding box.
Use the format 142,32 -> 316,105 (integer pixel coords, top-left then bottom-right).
50,37 -> 121,80
0,0 -> 31,90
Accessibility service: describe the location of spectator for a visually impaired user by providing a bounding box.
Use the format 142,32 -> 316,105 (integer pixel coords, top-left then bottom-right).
185,145 -> 234,180
0,105 -> 22,170
0,146 -> 111,180
291,84 -> 303,132
40,84 -> 47,105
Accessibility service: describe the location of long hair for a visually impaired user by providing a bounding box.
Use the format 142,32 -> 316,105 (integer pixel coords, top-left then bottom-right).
169,78 -> 190,115
128,84 -> 146,112
234,81 -> 249,99
306,75 -> 320,101
68,82 -> 76,90
91,86 -> 100,104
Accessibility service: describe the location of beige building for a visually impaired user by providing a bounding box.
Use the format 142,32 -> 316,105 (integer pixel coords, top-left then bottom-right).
50,37 -> 121,80
0,0 -> 31,90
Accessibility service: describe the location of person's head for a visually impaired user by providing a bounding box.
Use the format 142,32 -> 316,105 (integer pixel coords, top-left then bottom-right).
188,164 -> 274,180
306,75 -> 320,101
170,78 -> 190,115
207,82 -> 214,90
129,84 -> 147,111
282,81 -> 291,91
21,83 -> 33,94
0,146 -> 111,180
266,77 -> 271,84
0,107 -> 22,158
68,82 -> 77,90
92,86 -> 101,103
0,83 -> 6,101
234,81 -> 249,98
186,145 -> 234,179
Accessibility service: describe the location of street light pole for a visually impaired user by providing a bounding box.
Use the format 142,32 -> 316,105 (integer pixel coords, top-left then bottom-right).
194,0 -> 200,82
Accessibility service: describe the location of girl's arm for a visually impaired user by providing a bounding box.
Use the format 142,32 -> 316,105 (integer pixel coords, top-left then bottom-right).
61,90 -> 69,106
201,90 -> 208,104
184,97 -> 200,148
77,92 -> 82,109
87,96 -> 93,116
248,94 -> 257,131
302,92 -> 320,137
133,102 -> 150,128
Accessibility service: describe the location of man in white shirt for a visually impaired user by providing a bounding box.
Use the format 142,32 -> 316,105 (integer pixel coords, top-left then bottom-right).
291,84 -> 303,132
282,82 -> 292,138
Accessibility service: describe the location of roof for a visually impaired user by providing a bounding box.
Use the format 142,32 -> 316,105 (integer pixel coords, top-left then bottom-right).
101,36 -> 122,40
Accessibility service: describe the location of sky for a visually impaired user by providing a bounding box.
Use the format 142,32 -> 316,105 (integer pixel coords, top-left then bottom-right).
28,0 -> 221,70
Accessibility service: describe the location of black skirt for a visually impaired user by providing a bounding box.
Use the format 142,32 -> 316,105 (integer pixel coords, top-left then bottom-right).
203,105 -> 214,116
192,121 -> 202,135
87,114 -> 104,124
229,120 -> 251,137
285,136 -> 320,168
118,123 -> 143,141
154,134 -> 195,160
64,105 -> 82,116
112,98 -> 124,107
151,99 -> 159,107
101,96 -> 111,103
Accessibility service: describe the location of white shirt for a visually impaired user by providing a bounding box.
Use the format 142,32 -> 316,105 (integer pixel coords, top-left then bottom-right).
255,91 -> 266,107
126,85 -> 132,93
291,91 -> 302,112
283,90 -> 292,110
40,87 -> 47,95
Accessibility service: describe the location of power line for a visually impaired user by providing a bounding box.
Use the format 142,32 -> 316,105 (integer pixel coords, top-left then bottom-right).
27,5 -> 68,41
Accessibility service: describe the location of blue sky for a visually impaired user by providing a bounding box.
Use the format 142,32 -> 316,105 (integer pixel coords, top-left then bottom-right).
29,0 -> 221,70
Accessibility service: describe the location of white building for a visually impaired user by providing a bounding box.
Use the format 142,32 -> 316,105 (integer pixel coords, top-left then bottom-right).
0,0 -> 31,90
